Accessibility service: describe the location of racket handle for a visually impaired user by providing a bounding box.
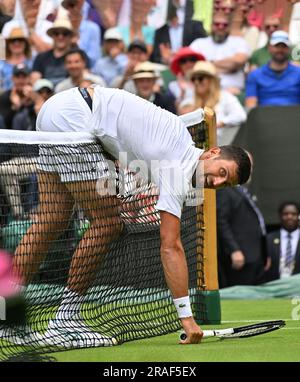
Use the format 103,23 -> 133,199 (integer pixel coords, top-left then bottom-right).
180,330 -> 216,340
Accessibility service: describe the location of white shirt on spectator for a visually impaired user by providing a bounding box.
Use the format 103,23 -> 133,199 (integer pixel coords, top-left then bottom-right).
190,36 -> 250,90
280,228 -> 300,278
179,90 -> 247,144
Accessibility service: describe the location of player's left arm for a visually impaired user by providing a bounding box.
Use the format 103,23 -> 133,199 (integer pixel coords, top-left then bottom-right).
160,210 -> 203,344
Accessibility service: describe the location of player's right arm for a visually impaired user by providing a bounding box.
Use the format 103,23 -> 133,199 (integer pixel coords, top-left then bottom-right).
160,210 -> 203,344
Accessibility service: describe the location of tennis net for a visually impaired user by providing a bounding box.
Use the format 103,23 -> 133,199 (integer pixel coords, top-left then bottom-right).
0,108 -> 220,361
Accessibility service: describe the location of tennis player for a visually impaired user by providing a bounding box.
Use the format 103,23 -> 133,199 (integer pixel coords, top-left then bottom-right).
9,86 -> 251,347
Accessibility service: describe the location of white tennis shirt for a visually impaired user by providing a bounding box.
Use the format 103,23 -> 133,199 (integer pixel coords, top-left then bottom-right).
37,86 -> 203,218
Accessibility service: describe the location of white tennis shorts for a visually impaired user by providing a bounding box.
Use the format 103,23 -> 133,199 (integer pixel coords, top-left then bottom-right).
36,89 -> 114,183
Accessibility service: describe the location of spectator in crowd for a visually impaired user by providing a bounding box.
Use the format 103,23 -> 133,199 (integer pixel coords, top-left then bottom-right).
112,39 -> 150,93
230,0 -> 263,55
249,15 -> 281,71
0,0 -> 13,32
214,0 -> 235,16
117,0 -> 156,52
0,26 -> 32,91
0,63 -> 31,129
178,61 -> 246,145
61,0 -> 101,67
217,181 -> 267,287
131,61 -> 176,114
265,202 -> 300,281
168,46 -> 205,108
12,78 -> 54,131
31,18 -> 74,87
2,0 -> 53,53
190,12 -> 250,96
245,31 -> 300,109
92,27 -> 128,87
151,0 -> 207,65
55,48 -> 105,93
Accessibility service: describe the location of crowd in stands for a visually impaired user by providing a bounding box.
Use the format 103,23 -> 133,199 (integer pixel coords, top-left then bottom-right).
0,0 -> 300,286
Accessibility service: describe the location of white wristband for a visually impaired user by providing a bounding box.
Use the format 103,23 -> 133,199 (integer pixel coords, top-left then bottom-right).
173,296 -> 193,318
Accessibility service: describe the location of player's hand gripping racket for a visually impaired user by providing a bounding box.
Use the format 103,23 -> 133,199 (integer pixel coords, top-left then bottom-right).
180,320 -> 285,340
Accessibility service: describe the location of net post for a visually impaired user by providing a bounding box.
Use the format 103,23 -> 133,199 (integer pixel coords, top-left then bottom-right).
194,107 -> 221,325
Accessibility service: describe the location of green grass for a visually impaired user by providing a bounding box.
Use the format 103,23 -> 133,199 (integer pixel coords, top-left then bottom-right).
47,299 -> 300,362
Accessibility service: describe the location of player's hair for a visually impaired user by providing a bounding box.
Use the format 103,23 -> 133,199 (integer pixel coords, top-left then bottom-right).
278,201 -> 300,215
64,48 -> 90,67
218,145 -> 251,185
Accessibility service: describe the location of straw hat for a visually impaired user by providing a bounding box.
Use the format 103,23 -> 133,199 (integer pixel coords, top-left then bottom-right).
170,47 -> 206,75
47,18 -> 74,37
190,61 -> 218,79
6,27 -> 27,40
131,61 -> 159,80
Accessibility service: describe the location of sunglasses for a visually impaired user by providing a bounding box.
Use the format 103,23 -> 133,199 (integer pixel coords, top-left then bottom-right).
214,6 -> 234,12
52,30 -> 71,37
265,24 -> 280,30
191,75 -> 207,83
213,22 -> 229,28
179,56 -> 198,65
9,38 -> 25,44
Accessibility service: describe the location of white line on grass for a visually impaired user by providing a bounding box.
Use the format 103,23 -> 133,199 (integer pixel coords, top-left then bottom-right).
222,319 -> 299,323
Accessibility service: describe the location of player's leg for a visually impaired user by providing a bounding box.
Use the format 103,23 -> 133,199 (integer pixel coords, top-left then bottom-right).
13,171 -> 74,284
44,178 -> 122,347
65,178 -> 123,294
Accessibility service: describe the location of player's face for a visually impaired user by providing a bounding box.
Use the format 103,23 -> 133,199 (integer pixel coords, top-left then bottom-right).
203,158 -> 239,189
200,148 -> 239,189
280,205 -> 300,231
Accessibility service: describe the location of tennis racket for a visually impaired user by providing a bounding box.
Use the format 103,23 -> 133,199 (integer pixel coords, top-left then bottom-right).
180,320 -> 285,340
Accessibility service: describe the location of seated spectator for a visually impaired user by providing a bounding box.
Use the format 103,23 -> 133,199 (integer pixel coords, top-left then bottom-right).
266,202 -> 300,281
151,0 -> 207,65
0,63 -> 31,129
12,78 -> 54,131
2,0 -> 53,54
0,26 -> 32,91
178,61 -> 246,145
249,15 -> 281,71
190,12 -> 250,96
92,28 -> 128,87
131,61 -> 176,114
112,39 -> 150,94
31,18 -> 74,86
55,48 -> 105,93
62,0 -> 101,67
168,46 -> 205,106
230,0 -> 262,55
217,180 -> 267,288
245,31 -> 300,109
